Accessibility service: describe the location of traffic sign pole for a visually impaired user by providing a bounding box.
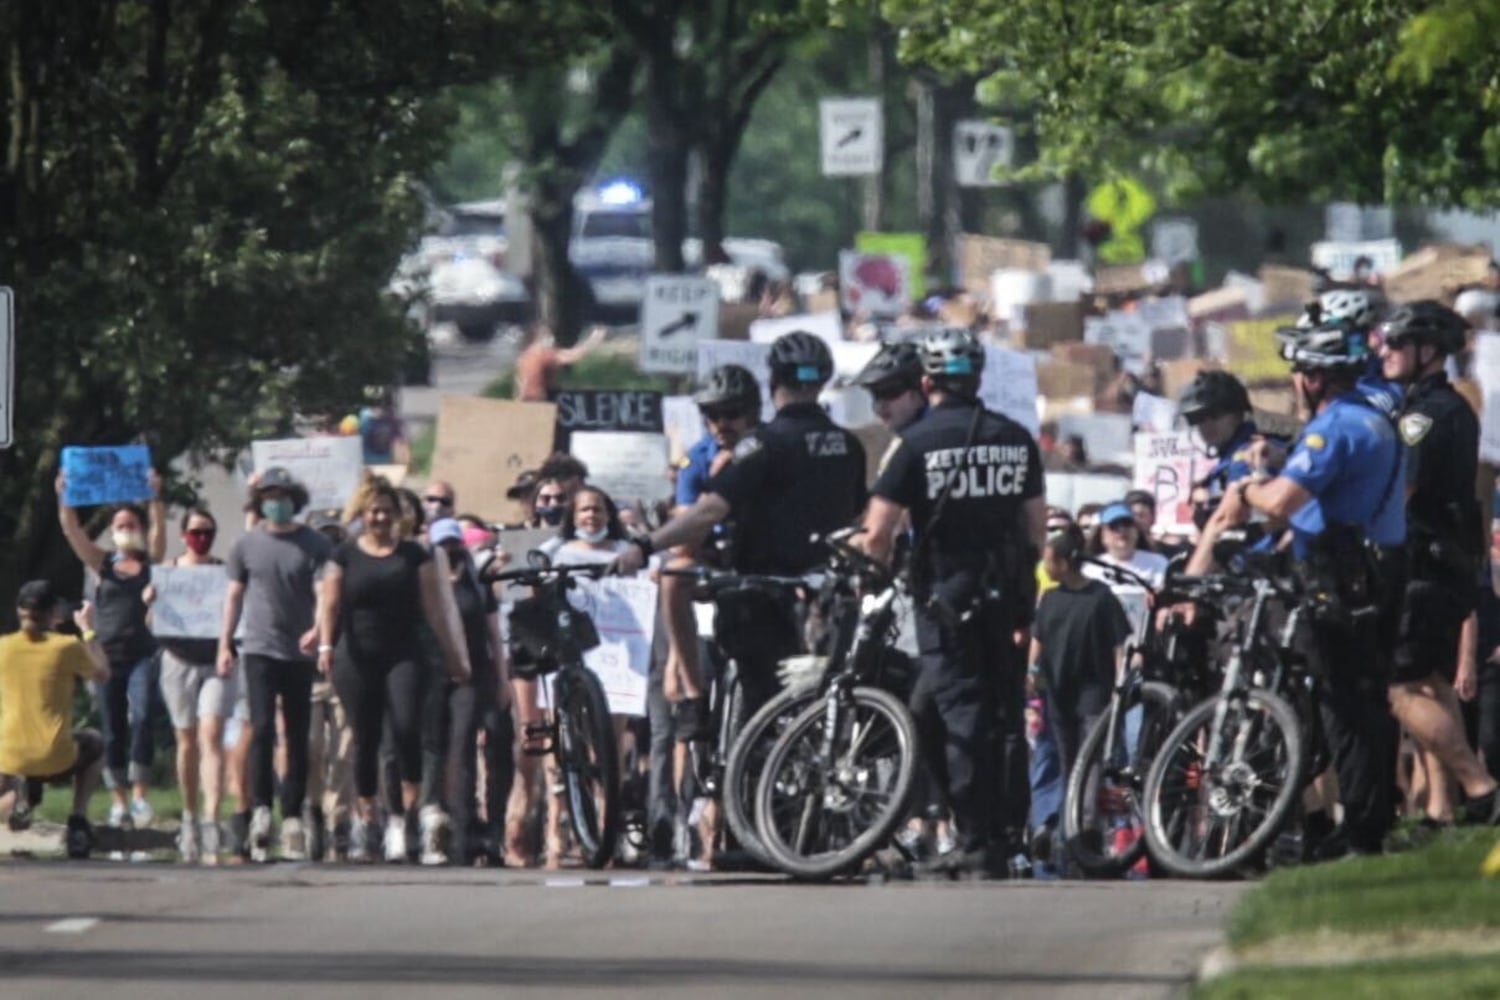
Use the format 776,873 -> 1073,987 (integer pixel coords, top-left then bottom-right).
0,287 -> 13,450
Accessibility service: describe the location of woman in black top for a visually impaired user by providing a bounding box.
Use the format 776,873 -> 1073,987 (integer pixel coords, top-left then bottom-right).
55,470 -> 166,830
317,479 -> 470,863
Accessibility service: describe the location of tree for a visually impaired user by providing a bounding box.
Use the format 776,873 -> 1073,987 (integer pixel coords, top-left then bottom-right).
0,0 -> 571,604
881,0 -> 1500,209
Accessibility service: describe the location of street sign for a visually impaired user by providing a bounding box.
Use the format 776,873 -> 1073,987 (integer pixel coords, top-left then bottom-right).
639,275 -> 718,374
1151,218 -> 1200,265
0,287 -> 12,449
952,121 -> 1013,187
819,98 -> 882,177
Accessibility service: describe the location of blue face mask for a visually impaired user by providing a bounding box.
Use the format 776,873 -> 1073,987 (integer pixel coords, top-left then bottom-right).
261,499 -> 296,525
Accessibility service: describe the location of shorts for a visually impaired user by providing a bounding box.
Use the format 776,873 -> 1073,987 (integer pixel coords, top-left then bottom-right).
0,730 -> 105,796
1392,580 -> 1470,685
160,649 -> 238,729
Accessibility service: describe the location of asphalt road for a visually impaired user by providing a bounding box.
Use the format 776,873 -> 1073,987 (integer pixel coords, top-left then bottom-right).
0,863 -> 1243,999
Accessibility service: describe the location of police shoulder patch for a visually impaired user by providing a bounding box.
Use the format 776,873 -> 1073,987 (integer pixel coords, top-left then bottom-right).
732,435 -> 764,461
1303,433 -> 1326,451
1399,412 -> 1433,446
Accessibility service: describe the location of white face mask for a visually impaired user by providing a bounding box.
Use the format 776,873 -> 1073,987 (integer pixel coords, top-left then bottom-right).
112,529 -> 146,553
576,526 -> 610,544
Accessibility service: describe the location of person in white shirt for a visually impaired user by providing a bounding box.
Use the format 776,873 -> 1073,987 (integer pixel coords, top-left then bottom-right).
1083,502 -> 1169,636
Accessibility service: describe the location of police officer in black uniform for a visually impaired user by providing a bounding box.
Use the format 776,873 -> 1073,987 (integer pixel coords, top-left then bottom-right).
611,331 -> 867,708
855,340 -> 928,432
1378,301 -> 1500,826
863,328 -> 1047,874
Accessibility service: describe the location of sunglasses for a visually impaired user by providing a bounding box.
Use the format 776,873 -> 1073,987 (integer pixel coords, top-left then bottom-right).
185,528 -> 217,538
423,495 -> 453,506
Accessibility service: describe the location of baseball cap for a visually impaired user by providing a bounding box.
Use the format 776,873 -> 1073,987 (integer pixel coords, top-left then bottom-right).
16,580 -> 60,614
429,518 -> 464,546
1100,502 -> 1135,526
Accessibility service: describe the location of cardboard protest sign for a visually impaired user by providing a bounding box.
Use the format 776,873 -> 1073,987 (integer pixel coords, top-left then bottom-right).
839,250 -> 911,317
1085,311 -> 1153,374
1093,264 -> 1150,296
1019,301 -> 1085,349
251,436 -> 364,512
553,389 -> 663,453
568,431 -> 672,509
432,397 -> 557,524
695,339 -> 774,422
1258,266 -> 1317,310
1133,432 -> 1208,534
366,464 -> 408,486
150,566 -> 229,640
1474,334 -> 1500,465
60,445 -> 153,508
980,345 -> 1041,435
1046,472 -> 1132,514
749,311 -> 844,351
1158,359 -> 1210,401
1383,245 -> 1493,304
1036,361 -> 1100,400
958,235 -> 1051,296
1188,286 -> 1251,323
567,575 -> 658,716
855,232 -> 928,300
1058,412 -> 1134,467
1213,316 -> 1298,383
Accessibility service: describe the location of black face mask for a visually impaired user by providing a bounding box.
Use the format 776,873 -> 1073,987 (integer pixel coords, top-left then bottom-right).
537,506 -> 565,527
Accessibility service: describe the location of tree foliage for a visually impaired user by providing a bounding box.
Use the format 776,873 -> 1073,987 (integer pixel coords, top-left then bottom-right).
882,0 -> 1500,209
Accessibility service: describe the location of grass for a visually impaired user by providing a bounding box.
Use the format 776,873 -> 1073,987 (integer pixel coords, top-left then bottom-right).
1196,830 -> 1500,999
33,783 -> 185,826
409,420 -> 437,476
481,351 -> 683,399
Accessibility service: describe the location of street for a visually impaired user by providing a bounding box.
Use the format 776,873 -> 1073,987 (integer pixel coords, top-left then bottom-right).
0,863 -> 1243,999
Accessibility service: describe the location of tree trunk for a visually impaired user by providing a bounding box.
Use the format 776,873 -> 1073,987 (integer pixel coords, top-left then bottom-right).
697,134 -> 734,265
530,191 -> 587,346
1061,173 -> 1086,260
861,17 -> 887,233
647,105 -> 691,273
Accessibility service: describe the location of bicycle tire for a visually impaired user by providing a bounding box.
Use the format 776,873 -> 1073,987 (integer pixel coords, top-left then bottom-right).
558,668 -> 621,870
1143,689 -> 1306,879
754,685 -> 918,881
1062,680 -> 1184,879
722,683 -> 820,865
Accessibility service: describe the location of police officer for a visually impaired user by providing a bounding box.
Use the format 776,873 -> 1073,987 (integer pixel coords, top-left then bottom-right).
1378,302 -> 1500,826
863,328 -> 1046,874
611,331 -> 866,708
855,341 -> 928,432
1213,320 -> 1407,855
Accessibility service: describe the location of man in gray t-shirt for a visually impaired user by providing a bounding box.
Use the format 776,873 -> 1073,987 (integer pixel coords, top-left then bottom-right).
218,467 -> 332,862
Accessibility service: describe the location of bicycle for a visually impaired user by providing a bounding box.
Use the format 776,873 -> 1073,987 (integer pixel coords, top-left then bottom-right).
1141,562 -> 1318,878
498,554 -> 621,870
751,530 -> 921,880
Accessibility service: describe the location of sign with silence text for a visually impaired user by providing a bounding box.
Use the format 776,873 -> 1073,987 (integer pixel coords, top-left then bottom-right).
552,389 -> 663,453
61,445 -> 153,508
640,275 -> 718,374
150,565 -> 229,640
819,98 -> 882,176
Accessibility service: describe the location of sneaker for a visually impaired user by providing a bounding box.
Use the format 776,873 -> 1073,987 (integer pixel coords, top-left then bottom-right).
177,814 -> 202,863
281,817 -> 307,861
7,796 -> 33,833
227,811 -> 251,862
130,796 -> 155,829
249,806 -> 273,863
418,806 -> 449,866
348,818 -> 374,863
65,816 -> 95,859
199,819 -> 222,864
384,815 -> 408,863
108,801 -> 131,829
1461,788 -> 1500,826
332,819 -> 352,861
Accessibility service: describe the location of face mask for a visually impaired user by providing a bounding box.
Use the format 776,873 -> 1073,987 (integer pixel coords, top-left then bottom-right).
113,530 -> 145,553
538,506 -> 564,527
184,533 -> 215,556
261,499 -> 295,525
576,525 -> 610,544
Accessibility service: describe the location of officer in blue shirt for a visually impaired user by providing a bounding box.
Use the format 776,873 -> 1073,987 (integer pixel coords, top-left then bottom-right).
1212,319 -> 1406,855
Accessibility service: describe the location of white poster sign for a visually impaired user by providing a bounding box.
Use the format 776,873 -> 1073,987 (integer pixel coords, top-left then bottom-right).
1133,431 -> 1210,535
979,345 -> 1041,435
568,575 -> 658,717
953,120 -> 1014,187
250,436 -> 364,512
1150,219 -> 1200,265
1058,413 -> 1135,467
568,431 -> 671,509
150,566 -> 229,640
749,311 -> 845,351
694,339 -> 774,422
839,251 -> 911,318
1046,473 -> 1133,514
1310,238 -> 1402,281
1085,311 -> 1153,374
1132,392 -> 1179,433
1474,333 -> 1500,464
819,98 -> 883,176
662,394 -> 706,459
640,275 -> 718,374
1135,296 -> 1191,333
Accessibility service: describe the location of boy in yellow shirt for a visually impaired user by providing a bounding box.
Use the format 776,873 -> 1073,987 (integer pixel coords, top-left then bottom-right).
0,580 -> 110,857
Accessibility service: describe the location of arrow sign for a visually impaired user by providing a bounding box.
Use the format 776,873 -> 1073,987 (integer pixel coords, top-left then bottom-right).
658,312 -> 698,338
836,128 -> 864,149
820,98 -> 882,177
640,276 -> 718,374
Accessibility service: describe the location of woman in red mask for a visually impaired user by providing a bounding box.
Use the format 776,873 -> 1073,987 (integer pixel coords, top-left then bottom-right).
146,507 -> 238,863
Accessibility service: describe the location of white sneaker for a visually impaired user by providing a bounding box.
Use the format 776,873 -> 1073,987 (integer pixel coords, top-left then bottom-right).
108,801 -> 131,829
384,815 -> 408,863
348,818 -> 374,864
249,806 -> 273,863
130,796 -> 155,828
280,817 -> 307,861
177,814 -> 202,863
199,819 -> 222,864
418,806 -> 449,866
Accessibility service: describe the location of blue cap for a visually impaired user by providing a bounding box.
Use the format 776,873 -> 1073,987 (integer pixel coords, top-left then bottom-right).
429,518 -> 464,546
1100,502 -> 1135,527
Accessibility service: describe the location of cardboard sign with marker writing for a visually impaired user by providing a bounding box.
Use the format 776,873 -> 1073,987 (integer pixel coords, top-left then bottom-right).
1018,300 -> 1085,349
958,235 -> 1051,294
1258,266 -> 1317,309
432,397 -> 557,524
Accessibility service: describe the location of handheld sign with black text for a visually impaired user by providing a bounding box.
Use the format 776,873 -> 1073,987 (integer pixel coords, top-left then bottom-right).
552,389 -> 664,452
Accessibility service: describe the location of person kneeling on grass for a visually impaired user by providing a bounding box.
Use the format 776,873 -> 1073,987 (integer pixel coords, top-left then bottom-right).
0,581 -> 111,858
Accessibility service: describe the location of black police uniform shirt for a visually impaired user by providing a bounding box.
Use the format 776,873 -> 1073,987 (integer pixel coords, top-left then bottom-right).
1400,370 -> 1483,573
872,397 -> 1044,580
706,402 -> 867,575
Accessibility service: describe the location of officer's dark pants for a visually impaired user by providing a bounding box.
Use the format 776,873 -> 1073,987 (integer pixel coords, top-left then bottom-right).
910,605 -> 1028,853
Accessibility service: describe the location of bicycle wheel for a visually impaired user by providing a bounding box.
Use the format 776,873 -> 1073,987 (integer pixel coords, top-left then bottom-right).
1143,689 -> 1306,879
557,668 -> 620,869
754,685 -> 919,880
1062,680 -> 1184,879
722,683 -> 820,865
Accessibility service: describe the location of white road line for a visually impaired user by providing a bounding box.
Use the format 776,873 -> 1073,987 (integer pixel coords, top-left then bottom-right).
608,877 -> 651,888
44,917 -> 100,934
543,877 -> 586,888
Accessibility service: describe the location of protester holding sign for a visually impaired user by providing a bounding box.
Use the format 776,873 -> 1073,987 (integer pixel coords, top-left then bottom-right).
55,468 -> 167,832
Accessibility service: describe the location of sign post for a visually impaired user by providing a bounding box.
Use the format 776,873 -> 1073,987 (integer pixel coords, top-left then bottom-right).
819,98 -> 882,177
639,275 -> 718,374
0,286 -> 12,449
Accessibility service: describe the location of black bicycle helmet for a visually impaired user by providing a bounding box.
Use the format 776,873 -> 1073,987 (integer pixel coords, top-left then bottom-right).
1177,370 -> 1251,422
1379,300 -> 1469,355
1276,320 -> 1371,372
917,326 -> 985,379
854,341 -> 923,394
693,364 -> 761,413
768,331 -> 834,387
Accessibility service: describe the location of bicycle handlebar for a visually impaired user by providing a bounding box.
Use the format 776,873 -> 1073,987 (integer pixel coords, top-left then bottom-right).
493,562 -> 610,585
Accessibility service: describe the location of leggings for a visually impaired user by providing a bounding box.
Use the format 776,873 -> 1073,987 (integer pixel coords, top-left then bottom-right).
242,654 -> 313,817
333,647 -> 424,804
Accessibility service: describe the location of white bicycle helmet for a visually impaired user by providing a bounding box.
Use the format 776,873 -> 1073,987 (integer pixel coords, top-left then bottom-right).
1316,287 -> 1382,331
